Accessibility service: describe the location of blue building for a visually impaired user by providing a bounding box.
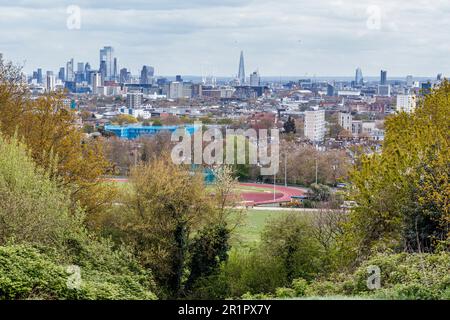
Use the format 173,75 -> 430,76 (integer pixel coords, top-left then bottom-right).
105,124 -> 199,140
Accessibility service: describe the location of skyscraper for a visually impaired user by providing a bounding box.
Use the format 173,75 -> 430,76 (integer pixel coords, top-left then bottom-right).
120,68 -> 130,83
84,63 -> 91,84
355,67 -> 363,86
249,70 -> 260,86
46,71 -> 55,92
113,57 -> 118,82
99,60 -> 107,84
58,67 -> 65,81
140,65 -> 155,84
66,59 -> 74,82
36,68 -> 43,84
238,51 -> 245,85
91,72 -> 102,95
99,46 -> 114,81
380,70 -> 387,85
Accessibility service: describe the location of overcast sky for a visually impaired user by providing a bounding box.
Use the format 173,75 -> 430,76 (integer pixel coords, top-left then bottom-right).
0,0 -> 449,77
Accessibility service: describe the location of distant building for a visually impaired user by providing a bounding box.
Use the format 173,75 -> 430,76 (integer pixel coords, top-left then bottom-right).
169,81 -> 184,99
304,108 -> 325,142
36,68 -> 43,84
380,70 -> 387,85
249,70 -> 260,86
140,65 -> 155,84
58,67 -> 65,81
355,67 -> 363,87
91,72 -> 102,95
238,51 -> 245,85
120,68 -> 131,83
377,84 -> 391,97
338,112 -> 352,132
327,83 -> 335,96
66,59 -> 74,82
396,94 -> 416,113
126,92 -> 143,108
46,71 -> 55,92
99,46 -> 114,81
406,75 -> 414,87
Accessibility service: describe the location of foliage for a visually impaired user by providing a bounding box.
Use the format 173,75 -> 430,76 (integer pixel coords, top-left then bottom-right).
307,183 -> 332,202
0,134 -> 80,247
111,114 -> 138,125
0,60 -> 115,219
344,81 -> 450,261
112,156 -> 215,297
0,244 -> 157,300
185,224 -> 230,295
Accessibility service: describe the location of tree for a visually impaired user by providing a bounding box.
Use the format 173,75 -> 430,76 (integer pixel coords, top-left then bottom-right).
120,156 -> 215,297
185,223 -> 230,293
111,114 -> 138,125
343,80 -> 450,262
0,59 -> 115,220
283,116 -> 296,134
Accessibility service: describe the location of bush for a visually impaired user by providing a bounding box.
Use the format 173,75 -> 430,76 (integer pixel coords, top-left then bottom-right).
0,244 -> 157,300
222,249 -> 286,298
275,287 -> 296,298
292,278 -> 308,297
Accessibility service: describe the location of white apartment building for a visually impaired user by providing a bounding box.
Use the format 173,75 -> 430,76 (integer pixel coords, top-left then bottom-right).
338,112 -> 352,132
396,94 -> 416,113
304,108 -> 325,142
169,81 -> 184,99
126,92 -> 143,108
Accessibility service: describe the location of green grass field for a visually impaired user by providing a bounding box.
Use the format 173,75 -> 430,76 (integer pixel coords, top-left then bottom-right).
232,209 -> 306,247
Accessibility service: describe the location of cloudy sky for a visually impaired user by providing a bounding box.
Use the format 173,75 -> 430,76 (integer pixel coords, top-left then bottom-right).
0,0 -> 449,77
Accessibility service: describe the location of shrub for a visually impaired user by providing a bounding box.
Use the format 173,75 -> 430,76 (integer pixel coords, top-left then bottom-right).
0,244 -> 157,300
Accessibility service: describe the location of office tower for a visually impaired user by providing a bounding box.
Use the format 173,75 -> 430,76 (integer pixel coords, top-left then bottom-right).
126,92 -> 143,108
380,70 -> 387,85
91,72 -> 102,94
406,75 -> 414,87
77,62 -> 84,73
84,63 -> 91,84
36,68 -> 43,84
120,68 -> 130,83
238,51 -> 245,85
377,84 -> 391,96
396,94 -> 416,113
99,61 -> 107,84
169,81 -> 183,99
113,57 -> 118,81
175,75 -> 183,82
304,108 -> 325,142
46,71 -> 55,92
327,83 -> 335,96
355,67 -> 363,86
66,59 -> 74,82
99,46 -> 114,81
249,70 -> 260,86
140,65 -> 155,84
58,67 -> 65,81
437,73 -> 443,81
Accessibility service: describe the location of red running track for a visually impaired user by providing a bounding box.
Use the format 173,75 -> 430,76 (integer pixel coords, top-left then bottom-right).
104,178 -> 305,206
239,183 -> 305,206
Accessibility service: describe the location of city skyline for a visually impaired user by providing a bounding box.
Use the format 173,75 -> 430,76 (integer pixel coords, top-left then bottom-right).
1,1 -> 449,76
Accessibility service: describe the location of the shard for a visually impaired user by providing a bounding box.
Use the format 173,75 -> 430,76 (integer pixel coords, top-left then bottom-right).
238,50 -> 245,85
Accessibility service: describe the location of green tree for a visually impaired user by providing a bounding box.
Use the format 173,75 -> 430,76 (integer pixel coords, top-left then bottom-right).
343,81 -> 450,263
